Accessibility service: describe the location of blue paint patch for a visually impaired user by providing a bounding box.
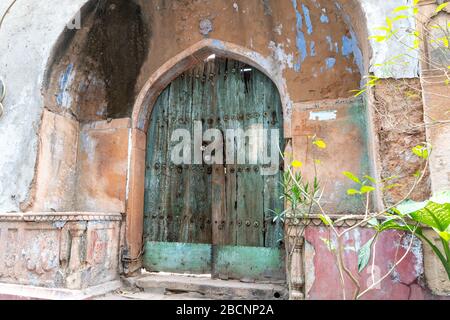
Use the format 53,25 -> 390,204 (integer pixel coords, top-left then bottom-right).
320,14 -> 329,24
346,67 -> 354,73
325,57 -> 336,69
310,41 -> 316,57
56,63 -> 73,106
333,1 -> 364,78
341,32 -> 364,77
342,35 -> 353,56
292,0 -> 308,72
212,39 -> 226,50
302,4 -> 313,35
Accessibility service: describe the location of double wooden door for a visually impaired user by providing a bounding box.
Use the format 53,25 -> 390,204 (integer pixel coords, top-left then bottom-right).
143,58 -> 285,282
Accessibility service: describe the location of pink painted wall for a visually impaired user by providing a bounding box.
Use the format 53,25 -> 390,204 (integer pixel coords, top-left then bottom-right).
304,226 -> 448,300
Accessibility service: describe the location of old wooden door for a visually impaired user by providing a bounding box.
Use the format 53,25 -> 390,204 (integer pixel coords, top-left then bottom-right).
143,58 -> 285,282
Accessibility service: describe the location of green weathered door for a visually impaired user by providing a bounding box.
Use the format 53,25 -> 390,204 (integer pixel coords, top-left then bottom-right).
143,58 -> 285,282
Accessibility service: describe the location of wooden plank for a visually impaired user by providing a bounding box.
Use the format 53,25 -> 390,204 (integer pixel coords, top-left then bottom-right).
235,61 -> 264,247
145,86 -> 170,242
144,241 -> 212,275
212,245 -> 285,281
262,69 -> 285,248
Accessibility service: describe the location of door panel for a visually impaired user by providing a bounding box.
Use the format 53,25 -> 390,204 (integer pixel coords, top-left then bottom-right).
144,242 -> 211,275
212,245 -> 285,281
144,58 -> 285,281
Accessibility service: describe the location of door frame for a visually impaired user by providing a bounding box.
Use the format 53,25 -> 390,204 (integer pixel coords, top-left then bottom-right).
124,39 -> 292,277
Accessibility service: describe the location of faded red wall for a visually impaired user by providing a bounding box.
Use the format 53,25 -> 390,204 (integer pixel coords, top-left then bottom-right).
304,226 -> 447,300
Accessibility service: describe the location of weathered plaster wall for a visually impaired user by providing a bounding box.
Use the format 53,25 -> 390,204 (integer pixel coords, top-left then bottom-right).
292,97 -> 372,214
43,0 -> 366,124
0,0 -> 420,214
360,0 -> 419,78
303,225 -> 447,300
373,79 -> 431,205
1,0 -> 447,300
0,0 -> 89,213
26,110 -> 79,212
76,119 -> 130,213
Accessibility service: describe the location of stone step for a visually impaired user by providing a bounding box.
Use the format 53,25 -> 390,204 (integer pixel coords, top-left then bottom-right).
136,274 -> 288,300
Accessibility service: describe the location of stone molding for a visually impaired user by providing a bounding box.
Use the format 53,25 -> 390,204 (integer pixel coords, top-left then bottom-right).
286,214 -> 381,228
0,212 -> 123,222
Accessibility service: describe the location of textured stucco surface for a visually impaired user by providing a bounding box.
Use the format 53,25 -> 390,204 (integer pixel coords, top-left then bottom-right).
360,0 -> 419,78
0,0 -> 448,300
0,0 -> 88,212
0,0 -> 419,213
304,226 -> 448,300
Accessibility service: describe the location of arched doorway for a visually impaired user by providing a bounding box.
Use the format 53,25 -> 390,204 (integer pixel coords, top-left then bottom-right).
142,57 -> 285,282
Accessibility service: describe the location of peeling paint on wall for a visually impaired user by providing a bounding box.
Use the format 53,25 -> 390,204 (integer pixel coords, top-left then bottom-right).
359,0 -> 419,78
56,63 -> 74,108
292,0 -> 308,72
304,239 -> 316,299
309,110 -> 337,121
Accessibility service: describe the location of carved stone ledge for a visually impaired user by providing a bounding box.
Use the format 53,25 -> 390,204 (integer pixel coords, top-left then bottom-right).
0,212 -> 122,291
286,214 -> 380,228
0,212 -> 123,222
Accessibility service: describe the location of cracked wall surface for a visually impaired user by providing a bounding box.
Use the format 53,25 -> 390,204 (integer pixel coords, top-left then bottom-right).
0,0 -> 448,299
0,0 -> 418,213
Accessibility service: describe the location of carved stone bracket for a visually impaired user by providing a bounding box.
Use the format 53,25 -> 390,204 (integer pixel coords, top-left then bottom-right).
285,224 -> 306,300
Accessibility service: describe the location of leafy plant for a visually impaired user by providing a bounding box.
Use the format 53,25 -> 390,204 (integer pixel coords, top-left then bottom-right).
374,192 -> 450,279
352,143 -> 450,280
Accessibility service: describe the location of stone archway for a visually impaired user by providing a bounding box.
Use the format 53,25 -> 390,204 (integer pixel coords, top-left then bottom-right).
0,0 -> 383,299
125,40 -> 293,274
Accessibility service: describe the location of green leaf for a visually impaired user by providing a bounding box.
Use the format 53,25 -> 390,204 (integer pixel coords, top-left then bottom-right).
313,139 -> 327,149
397,199 -> 428,215
436,2 -> 449,13
347,189 -> 361,196
368,218 -> 379,227
318,214 -> 333,226
411,202 -> 450,232
358,237 -> 375,273
364,175 -> 377,184
393,15 -> 409,21
412,145 -> 429,159
393,5 -> 411,13
360,186 -> 376,194
369,35 -> 387,42
377,218 -> 422,234
438,231 -> 450,242
397,192 -> 450,232
342,171 -> 362,184
383,183 -> 402,191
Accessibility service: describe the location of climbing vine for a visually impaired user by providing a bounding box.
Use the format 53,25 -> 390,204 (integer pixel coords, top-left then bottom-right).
355,0 -> 450,130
